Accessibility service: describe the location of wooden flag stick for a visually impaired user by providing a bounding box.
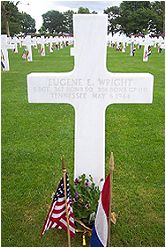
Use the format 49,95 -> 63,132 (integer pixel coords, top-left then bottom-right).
62,156 -> 71,247
107,152 -> 115,247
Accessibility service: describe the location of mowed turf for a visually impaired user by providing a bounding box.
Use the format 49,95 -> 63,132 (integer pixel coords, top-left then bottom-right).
1,45 -> 164,247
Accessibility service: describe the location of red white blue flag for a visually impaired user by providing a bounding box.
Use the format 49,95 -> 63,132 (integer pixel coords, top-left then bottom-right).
41,174 -> 75,238
90,174 -> 110,247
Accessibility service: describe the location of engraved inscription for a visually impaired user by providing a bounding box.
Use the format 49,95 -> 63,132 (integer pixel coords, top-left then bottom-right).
32,77 -> 149,101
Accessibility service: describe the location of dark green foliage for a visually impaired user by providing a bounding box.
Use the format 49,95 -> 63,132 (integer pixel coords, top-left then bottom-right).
63,10 -> 75,34
20,12 -> 36,34
1,1 -> 22,36
40,7 -> 92,35
104,1 -> 165,35
2,1 -> 164,36
91,11 -> 98,14
78,7 -> 90,14
150,1 -> 165,34
38,25 -> 47,35
42,11 -> 66,34
119,2 -> 152,34
1,1 -> 36,36
104,6 -> 121,35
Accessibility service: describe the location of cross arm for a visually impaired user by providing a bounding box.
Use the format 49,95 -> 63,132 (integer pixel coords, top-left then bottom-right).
101,72 -> 154,106
27,72 -> 81,108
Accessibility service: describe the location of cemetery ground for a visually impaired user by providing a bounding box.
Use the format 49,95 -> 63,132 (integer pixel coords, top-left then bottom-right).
2,45 -> 164,247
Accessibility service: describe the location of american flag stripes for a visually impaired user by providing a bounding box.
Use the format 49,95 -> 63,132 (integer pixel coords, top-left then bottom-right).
41,174 -> 75,238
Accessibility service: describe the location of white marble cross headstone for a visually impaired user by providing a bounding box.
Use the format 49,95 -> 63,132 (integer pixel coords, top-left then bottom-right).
158,36 -> 164,52
18,37 -> 23,48
32,37 -> 38,49
22,35 -> 33,62
1,34 -> 15,71
143,35 -> 151,62
59,36 -> 64,49
121,34 -> 126,53
130,35 -> 135,56
49,36 -> 54,53
11,36 -> 18,53
138,36 -> 143,48
39,36 -> 46,56
27,15 -> 154,186
160,38 -> 165,50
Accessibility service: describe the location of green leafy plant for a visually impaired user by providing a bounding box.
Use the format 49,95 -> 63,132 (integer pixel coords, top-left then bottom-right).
70,174 -> 100,227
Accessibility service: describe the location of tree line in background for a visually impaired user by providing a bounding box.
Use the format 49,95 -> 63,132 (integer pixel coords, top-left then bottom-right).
104,1 -> 165,35
1,1 -> 165,37
1,1 -> 36,36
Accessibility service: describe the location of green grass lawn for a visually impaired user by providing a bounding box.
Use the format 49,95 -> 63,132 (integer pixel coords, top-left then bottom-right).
1,45 -> 165,247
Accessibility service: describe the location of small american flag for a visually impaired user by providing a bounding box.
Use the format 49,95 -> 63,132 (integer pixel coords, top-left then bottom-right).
41,174 -> 75,238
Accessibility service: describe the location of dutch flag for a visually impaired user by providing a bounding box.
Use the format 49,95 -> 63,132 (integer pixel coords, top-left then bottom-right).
90,174 -> 110,247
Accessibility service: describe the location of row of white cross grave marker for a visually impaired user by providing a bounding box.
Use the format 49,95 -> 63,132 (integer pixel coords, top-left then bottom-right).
27,14 -> 154,187
1,34 -> 74,70
1,18 -> 165,71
